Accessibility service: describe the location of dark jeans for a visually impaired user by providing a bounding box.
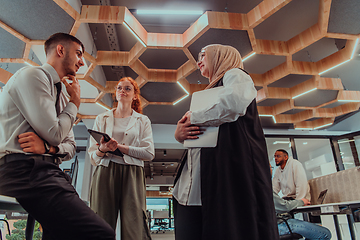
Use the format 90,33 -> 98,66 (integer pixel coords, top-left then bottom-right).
0,156 -> 115,240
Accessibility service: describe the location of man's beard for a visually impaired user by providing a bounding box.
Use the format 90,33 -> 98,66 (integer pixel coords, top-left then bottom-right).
275,160 -> 283,166
62,53 -> 76,76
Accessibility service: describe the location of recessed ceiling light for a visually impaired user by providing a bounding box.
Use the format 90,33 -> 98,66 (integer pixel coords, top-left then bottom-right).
177,81 -> 189,95
173,95 -> 189,105
243,52 -> 256,62
292,88 -> 317,99
136,10 -> 204,15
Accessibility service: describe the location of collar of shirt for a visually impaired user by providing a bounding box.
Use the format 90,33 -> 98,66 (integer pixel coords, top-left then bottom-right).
42,63 -> 61,84
280,157 -> 293,172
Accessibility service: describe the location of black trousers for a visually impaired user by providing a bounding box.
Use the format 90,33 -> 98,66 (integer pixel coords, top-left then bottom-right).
0,157 -> 115,240
173,198 -> 202,240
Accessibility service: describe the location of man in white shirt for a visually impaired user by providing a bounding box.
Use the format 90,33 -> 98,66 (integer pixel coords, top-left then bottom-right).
272,149 -> 311,201
0,33 -> 114,240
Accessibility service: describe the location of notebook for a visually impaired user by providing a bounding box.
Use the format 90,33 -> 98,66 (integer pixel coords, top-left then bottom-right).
316,189 -> 328,205
183,86 -> 224,148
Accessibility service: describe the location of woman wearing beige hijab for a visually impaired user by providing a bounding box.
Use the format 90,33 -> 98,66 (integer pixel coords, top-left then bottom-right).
173,44 -> 278,240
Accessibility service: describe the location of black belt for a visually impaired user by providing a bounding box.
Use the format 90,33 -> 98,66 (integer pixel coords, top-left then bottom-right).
0,153 -> 60,166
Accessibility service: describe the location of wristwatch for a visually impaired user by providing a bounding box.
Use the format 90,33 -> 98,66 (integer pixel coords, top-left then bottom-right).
44,141 -> 51,154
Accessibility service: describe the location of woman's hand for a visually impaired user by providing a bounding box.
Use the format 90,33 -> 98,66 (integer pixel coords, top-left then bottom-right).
98,137 -> 118,153
174,111 -> 203,143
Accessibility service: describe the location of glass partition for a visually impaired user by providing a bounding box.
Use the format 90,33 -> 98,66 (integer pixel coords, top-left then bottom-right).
294,139 -> 336,180
338,138 -> 356,170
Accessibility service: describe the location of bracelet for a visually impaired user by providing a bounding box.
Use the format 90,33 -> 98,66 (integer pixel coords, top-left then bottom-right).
98,147 -> 106,153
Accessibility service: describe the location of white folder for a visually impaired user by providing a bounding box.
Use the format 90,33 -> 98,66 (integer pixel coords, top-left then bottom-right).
183,86 -> 224,148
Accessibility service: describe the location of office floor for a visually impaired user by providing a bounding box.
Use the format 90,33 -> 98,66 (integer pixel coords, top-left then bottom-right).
151,230 -> 175,240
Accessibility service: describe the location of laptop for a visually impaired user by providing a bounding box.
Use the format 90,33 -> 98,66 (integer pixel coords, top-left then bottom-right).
316,189 -> 328,205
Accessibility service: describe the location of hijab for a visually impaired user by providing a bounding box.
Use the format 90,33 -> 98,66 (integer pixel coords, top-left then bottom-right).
200,44 -> 243,89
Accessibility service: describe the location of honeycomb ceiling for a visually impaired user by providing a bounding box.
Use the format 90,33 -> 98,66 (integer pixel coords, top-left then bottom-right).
1,0 -> 360,131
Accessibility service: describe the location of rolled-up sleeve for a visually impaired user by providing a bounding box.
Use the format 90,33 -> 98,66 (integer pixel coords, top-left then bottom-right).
191,68 -> 257,127
58,129 -> 76,161
88,115 -> 105,166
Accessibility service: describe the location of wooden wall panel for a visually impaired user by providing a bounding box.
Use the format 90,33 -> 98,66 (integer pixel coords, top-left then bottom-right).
147,69 -> 177,82
262,62 -> 289,85
256,39 -> 289,56
177,60 -> 196,80
130,59 -> 149,79
318,0 -> 331,34
124,8 -> 148,44
287,24 -> 323,54
183,13 -> 210,48
207,12 -> 248,30
80,5 -> 125,23
273,99 -> 294,114
0,68 -> 13,84
147,33 -> 183,49
128,42 -> 146,65
291,61 -> 319,75
247,0 -> 292,28
96,51 -> 129,66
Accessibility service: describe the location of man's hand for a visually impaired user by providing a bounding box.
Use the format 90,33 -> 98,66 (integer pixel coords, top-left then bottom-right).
174,111 -> 203,143
62,75 -> 81,109
18,132 -> 45,154
301,198 -> 310,206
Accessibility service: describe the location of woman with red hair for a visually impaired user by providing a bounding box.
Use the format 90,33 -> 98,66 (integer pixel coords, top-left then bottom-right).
88,77 -> 154,240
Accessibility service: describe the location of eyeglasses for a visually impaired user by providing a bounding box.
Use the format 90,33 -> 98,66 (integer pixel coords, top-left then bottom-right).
116,86 -> 133,92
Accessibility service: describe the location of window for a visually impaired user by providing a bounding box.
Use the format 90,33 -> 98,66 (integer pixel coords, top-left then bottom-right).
338,138 -> 356,170
294,139 -> 336,180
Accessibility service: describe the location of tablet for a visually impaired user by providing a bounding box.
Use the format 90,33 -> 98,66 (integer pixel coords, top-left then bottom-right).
183,86 -> 223,148
88,129 -> 123,157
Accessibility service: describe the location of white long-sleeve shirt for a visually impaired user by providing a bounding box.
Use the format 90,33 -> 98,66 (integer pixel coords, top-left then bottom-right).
173,68 -> 257,206
0,63 -> 77,161
272,157 -> 311,201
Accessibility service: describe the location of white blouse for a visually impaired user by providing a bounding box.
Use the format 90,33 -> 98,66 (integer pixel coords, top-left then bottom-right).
88,109 -> 155,167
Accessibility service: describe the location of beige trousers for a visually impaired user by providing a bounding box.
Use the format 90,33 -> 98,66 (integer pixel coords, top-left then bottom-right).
90,161 -> 151,240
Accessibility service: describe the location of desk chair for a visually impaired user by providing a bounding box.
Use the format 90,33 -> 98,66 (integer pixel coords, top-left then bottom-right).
277,216 -> 303,240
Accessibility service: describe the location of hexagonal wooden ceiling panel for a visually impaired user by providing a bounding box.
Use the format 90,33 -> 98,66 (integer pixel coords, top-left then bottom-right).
1,0 -> 360,130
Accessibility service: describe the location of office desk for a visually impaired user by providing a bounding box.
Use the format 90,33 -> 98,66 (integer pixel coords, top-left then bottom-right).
293,201 -> 360,240
0,195 -> 34,240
